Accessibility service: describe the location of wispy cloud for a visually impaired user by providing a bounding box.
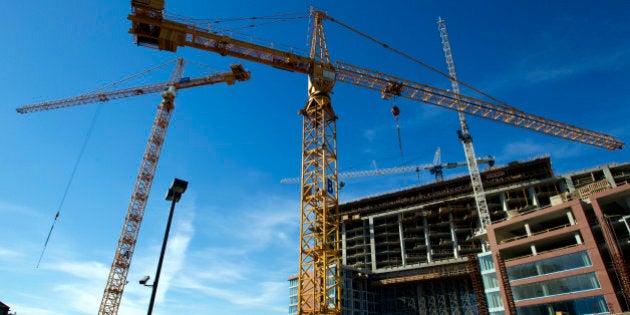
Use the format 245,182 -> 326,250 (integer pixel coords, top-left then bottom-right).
175,276 -> 287,312
488,48 -> 630,92
363,129 -> 376,142
0,247 -> 23,259
156,215 -> 195,302
499,139 -> 583,162
523,48 -> 630,84
0,201 -> 39,217
154,194 -> 298,314
48,260 -> 109,279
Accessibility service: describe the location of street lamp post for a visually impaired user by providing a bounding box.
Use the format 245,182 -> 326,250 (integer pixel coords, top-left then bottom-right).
145,178 -> 188,315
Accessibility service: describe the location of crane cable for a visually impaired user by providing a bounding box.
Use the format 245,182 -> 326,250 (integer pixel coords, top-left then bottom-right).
37,59 -> 181,267
36,103 -> 103,268
326,16 -> 519,110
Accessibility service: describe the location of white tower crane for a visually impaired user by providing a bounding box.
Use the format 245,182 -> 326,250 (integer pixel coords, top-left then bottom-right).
438,17 -> 492,240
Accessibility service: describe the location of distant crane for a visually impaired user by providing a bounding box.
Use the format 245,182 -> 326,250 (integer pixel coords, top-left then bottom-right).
127,3 -> 622,314
16,59 -> 250,315
280,148 -> 495,184
438,17 -> 492,239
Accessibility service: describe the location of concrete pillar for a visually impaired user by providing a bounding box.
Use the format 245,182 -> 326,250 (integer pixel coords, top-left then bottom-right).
341,222 -> 347,265
424,216 -> 432,263
530,244 -> 537,256
500,192 -> 508,211
603,167 -> 617,188
528,187 -> 539,207
575,232 -> 583,245
563,176 -> 575,192
449,213 -> 459,258
567,210 -> 576,226
546,304 -> 554,314
535,263 -> 544,277
398,214 -> 407,266
524,222 -> 532,237
369,217 -> 377,271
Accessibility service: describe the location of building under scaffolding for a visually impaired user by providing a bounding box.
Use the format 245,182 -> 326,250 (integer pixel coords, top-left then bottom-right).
288,157 -> 630,314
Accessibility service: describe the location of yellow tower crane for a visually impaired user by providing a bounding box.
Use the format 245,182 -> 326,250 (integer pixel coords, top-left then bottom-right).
16,59 -> 250,315
126,2 -> 623,314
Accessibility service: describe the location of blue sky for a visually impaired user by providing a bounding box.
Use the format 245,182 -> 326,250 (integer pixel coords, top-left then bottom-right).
1,1 -> 629,314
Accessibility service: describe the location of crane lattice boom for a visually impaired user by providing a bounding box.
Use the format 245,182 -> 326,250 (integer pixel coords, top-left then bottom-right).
280,156 -> 495,184
127,7 -> 623,151
16,64 -> 249,114
333,62 -> 623,151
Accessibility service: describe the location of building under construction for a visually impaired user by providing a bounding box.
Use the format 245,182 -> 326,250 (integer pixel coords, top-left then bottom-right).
289,156 -> 630,314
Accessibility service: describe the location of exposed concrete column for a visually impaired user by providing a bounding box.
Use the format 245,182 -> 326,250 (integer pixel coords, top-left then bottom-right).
530,244 -> 537,256
424,216 -> 432,263
545,304 -> 554,315
558,179 -> 567,193
500,192 -> 508,211
603,167 -> 617,188
368,217 -> 377,271
528,187 -> 539,207
575,232 -> 583,245
398,214 -> 407,266
563,176 -> 575,192
449,212 -> 459,258
524,222 -> 532,237
567,210 -> 576,226
341,222 -> 347,266
536,263 -> 544,277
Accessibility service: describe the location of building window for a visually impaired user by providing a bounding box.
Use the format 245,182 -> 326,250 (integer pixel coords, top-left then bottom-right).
512,272 -> 600,301
479,253 -> 495,272
516,295 -> 609,315
483,273 -> 499,290
487,291 -> 504,309
507,251 -> 592,281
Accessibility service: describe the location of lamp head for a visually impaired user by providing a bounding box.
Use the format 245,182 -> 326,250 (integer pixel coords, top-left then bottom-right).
139,275 -> 151,285
166,178 -> 188,201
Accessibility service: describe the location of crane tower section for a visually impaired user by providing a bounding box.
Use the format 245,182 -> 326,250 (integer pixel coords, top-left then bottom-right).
438,18 -> 491,236
298,10 -> 341,315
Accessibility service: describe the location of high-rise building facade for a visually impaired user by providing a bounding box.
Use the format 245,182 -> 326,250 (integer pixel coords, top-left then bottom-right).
288,157 -> 630,314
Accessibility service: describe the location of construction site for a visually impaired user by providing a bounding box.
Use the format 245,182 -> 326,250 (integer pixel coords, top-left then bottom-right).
289,157 -> 630,314
6,1 -> 630,315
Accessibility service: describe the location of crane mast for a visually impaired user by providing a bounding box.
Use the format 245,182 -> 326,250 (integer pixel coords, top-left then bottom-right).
298,10 -> 341,315
438,18 -> 491,237
98,59 -> 182,315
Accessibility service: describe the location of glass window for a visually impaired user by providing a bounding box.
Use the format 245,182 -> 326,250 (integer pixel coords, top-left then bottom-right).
516,295 -> 609,315
486,291 -> 504,308
507,251 -> 591,281
512,273 -> 600,301
483,273 -> 499,289
479,253 -> 495,272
